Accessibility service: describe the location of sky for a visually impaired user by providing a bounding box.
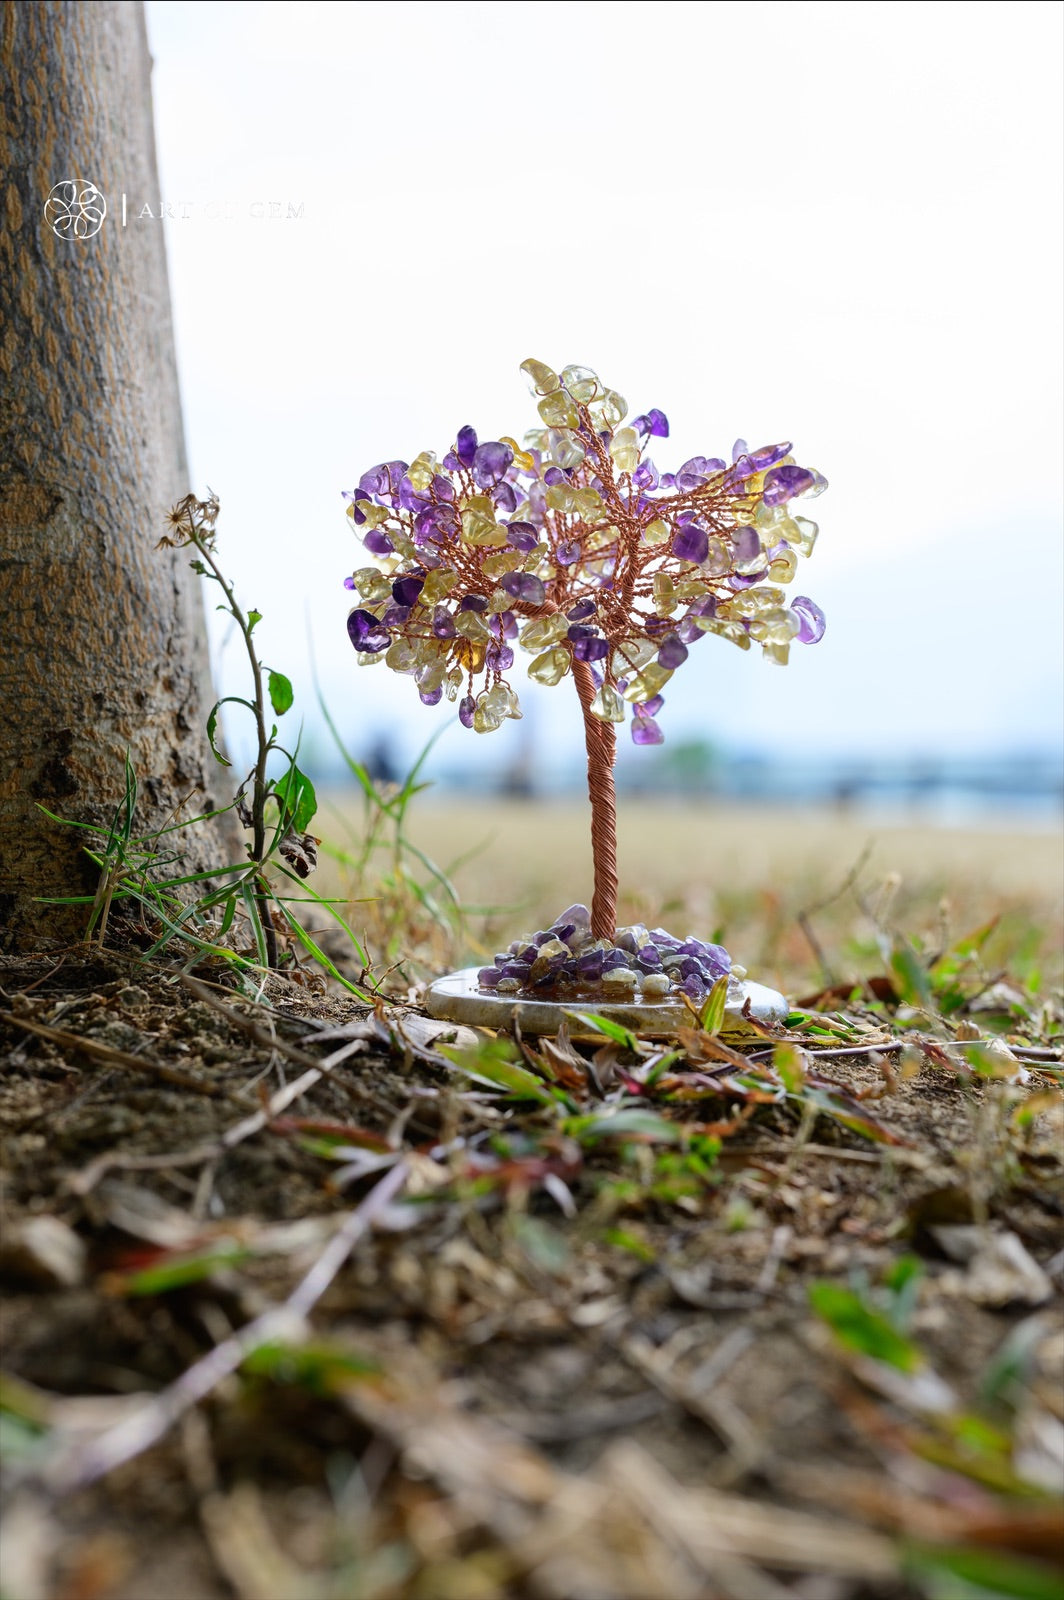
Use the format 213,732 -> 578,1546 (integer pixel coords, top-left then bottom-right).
142,0 -> 1063,786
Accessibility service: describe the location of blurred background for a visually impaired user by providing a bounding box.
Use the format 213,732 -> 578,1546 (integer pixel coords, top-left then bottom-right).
141,0 -> 1062,959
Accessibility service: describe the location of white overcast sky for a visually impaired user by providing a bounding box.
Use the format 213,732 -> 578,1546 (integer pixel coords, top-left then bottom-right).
143,0 -> 1063,781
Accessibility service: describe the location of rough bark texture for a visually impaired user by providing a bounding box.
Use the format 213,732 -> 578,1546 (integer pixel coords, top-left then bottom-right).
0,1 -> 230,949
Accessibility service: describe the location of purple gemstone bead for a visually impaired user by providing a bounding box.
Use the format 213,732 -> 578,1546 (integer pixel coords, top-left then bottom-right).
635,948 -> 662,970
473,440 -> 513,488
398,477 -> 430,513
458,695 -> 476,729
577,948 -> 606,978
673,524 -> 709,565
492,481 -> 518,514
632,459 -> 659,491
543,466 -> 567,487
477,967 -> 500,988
486,642 -> 515,671
442,450 -> 461,472
734,526 -> 761,565
433,475 -> 456,501
419,687 -> 443,706
506,521 -> 539,552
567,597 -> 597,621
392,574 -> 424,609
458,593 -> 488,612
635,693 -> 664,717
701,943 -> 731,976
762,464 -> 817,506
381,603 -> 410,627
363,529 -> 395,557
556,539 -> 582,565
347,609 -> 391,654
790,595 -> 826,644
749,441 -> 792,472
682,974 -> 707,1000
432,606 -> 456,638
501,571 -> 546,605
343,576 -> 356,590
631,715 -> 664,746
456,426 -> 478,469
569,630 -> 608,663
657,634 -> 688,670
358,465 -> 387,498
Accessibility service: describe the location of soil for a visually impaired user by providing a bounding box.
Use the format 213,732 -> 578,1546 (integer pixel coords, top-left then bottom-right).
0,943 -> 1061,1600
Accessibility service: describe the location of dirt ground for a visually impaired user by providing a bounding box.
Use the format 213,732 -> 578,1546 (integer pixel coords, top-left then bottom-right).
0,880 -> 1062,1599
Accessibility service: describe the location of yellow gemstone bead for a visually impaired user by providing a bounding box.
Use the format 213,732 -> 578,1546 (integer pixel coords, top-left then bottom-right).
571,487 -> 602,519
473,695 -> 504,733
769,548 -> 798,584
522,428 -> 551,453
422,567 -> 459,602
538,391 -> 580,428
791,516 -> 819,557
560,364 -> 599,402
520,358 -> 561,396
590,683 -> 624,722
354,500 -> 390,529
385,639 -> 418,672
546,481 -> 576,513
652,573 -> 677,614
444,667 -> 463,700
461,496 -> 506,546
674,578 -> 704,600
643,519 -> 670,547
702,538 -> 730,576
407,450 -> 437,491
611,638 -> 655,676
549,429 -> 586,470
519,613 -> 567,651
482,550 -> 524,578
763,640 -> 790,666
608,427 -> 640,473
527,644 -> 571,686
356,650 -> 385,666
454,609 -> 490,641
623,663 -> 672,702
453,637 -> 486,673
601,389 -> 627,425
353,568 -> 391,602
500,435 -> 535,472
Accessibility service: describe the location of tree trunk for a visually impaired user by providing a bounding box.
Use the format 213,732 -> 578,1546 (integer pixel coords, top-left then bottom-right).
572,661 -> 619,941
0,1 -> 231,950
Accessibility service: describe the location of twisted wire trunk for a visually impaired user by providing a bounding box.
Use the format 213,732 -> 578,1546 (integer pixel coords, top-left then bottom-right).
572,660 -> 618,941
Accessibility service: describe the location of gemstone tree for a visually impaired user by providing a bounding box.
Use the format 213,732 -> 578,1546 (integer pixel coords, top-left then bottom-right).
344,359 -> 827,952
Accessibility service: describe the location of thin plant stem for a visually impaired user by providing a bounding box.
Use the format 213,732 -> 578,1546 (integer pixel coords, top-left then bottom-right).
192,534 -> 279,968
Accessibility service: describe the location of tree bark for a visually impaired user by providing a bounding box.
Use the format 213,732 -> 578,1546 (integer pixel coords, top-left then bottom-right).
0,1 -> 231,950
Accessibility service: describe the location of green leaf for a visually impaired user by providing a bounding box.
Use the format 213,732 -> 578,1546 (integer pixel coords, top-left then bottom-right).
206,702 -> 231,767
267,670 -> 294,716
241,1339 -> 378,1396
565,1108 -> 682,1144
273,763 -> 317,833
438,1038 -> 553,1103
569,1011 -> 639,1051
118,1243 -> 251,1296
891,937 -> 934,1009
699,975 -> 729,1035
247,610 -> 262,632
773,1042 -> 807,1093
904,1542 -> 1064,1600
808,1280 -> 922,1371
